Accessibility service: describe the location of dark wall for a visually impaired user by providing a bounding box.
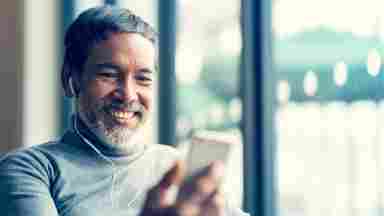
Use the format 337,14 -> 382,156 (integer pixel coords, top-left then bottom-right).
0,1 -> 23,153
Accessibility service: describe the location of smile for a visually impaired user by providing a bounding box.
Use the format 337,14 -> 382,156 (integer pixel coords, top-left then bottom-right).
111,111 -> 136,120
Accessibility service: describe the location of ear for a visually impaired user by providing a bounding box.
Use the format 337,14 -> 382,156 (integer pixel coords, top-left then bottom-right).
63,63 -> 81,98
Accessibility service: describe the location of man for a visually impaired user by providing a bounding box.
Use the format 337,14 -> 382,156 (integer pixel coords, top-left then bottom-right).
0,5 -> 249,216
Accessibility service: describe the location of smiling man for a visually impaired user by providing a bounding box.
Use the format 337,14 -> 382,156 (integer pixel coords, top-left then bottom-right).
76,32 -> 154,155
0,5 -> 249,216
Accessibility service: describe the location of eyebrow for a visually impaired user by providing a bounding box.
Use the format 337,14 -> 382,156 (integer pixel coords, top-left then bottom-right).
94,62 -> 155,74
95,63 -> 121,71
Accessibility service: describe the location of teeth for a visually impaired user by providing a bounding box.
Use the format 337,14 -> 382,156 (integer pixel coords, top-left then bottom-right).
111,111 -> 134,119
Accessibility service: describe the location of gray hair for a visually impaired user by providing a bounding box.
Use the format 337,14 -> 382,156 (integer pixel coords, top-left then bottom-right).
62,5 -> 158,97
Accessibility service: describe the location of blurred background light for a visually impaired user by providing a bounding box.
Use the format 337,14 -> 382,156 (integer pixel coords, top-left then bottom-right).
208,103 -> 226,126
334,61 -> 348,87
277,80 -> 291,104
304,70 -> 318,97
75,0 -> 103,16
273,0 -> 384,40
229,97 -> 242,122
367,48 -> 382,77
176,43 -> 204,85
219,25 -> 242,56
194,112 -> 208,129
274,0 -> 384,215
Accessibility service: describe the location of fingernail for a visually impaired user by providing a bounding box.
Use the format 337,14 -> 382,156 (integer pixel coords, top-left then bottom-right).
164,184 -> 178,205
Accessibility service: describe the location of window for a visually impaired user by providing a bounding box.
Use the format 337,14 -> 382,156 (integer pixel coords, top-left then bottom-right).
274,1 -> 384,215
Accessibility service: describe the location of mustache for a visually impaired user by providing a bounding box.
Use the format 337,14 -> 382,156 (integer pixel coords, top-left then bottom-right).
101,100 -> 145,114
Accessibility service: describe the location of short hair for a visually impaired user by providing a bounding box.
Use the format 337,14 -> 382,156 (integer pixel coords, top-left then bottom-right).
62,5 -> 158,97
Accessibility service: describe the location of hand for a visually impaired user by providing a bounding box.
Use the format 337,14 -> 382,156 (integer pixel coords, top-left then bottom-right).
140,160 -> 225,216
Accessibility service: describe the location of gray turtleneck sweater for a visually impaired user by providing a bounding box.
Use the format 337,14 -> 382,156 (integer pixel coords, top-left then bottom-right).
0,117 -> 249,216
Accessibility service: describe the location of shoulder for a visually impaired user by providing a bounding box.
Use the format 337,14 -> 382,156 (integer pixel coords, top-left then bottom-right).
1,142 -> 55,165
0,142 -> 64,196
0,142 -> 61,180
0,143 -> 64,216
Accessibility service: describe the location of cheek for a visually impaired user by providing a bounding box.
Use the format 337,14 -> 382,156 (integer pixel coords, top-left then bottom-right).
79,82 -> 116,110
87,81 -> 117,100
139,90 -> 153,111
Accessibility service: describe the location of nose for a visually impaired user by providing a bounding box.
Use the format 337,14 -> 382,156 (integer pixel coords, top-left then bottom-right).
116,78 -> 139,102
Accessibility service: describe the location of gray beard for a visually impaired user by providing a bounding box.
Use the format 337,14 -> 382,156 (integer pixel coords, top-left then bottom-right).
79,113 -> 145,155
92,126 -> 138,152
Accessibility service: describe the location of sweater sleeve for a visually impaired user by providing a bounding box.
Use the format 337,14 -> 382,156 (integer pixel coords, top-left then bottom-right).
0,150 -> 59,216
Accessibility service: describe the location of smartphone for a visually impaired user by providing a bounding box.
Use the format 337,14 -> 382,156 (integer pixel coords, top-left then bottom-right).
168,131 -> 236,203
185,130 -> 235,177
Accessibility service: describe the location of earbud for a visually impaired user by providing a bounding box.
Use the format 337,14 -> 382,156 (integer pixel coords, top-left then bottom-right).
68,77 -> 77,97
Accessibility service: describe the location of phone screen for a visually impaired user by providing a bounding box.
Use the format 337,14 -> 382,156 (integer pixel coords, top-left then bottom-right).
185,131 -> 234,177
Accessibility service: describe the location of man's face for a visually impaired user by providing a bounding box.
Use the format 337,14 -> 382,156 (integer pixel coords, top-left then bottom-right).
77,32 -> 155,151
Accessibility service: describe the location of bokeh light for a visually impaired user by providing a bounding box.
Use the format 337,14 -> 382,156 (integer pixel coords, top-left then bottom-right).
333,61 -> 348,87
304,70 -> 318,97
176,44 -> 204,85
277,80 -> 291,104
219,26 -> 242,56
367,48 -> 382,77
229,97 -> 242,122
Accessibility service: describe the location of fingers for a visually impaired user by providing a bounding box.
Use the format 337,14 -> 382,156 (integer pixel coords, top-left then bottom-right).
159,160 -> 185,189
174,191 -> 225,216
201,190 -> 226,216
143,160 -> 185,211
175,161 -> 225,215
141,161 -> 226,216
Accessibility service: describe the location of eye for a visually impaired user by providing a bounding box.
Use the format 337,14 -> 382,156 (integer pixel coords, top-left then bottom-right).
97,72 -> 118,78
93,63 -> 121,81
136,74 -> 153,86
137,75 -> 152,81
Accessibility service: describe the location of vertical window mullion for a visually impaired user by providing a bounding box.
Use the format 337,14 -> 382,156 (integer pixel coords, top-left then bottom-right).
241,0 -> 276,215
158,0 -> 177,145
60,0 -> 75,133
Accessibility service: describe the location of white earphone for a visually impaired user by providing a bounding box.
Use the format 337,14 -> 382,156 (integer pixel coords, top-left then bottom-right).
68,77 -> 77,97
